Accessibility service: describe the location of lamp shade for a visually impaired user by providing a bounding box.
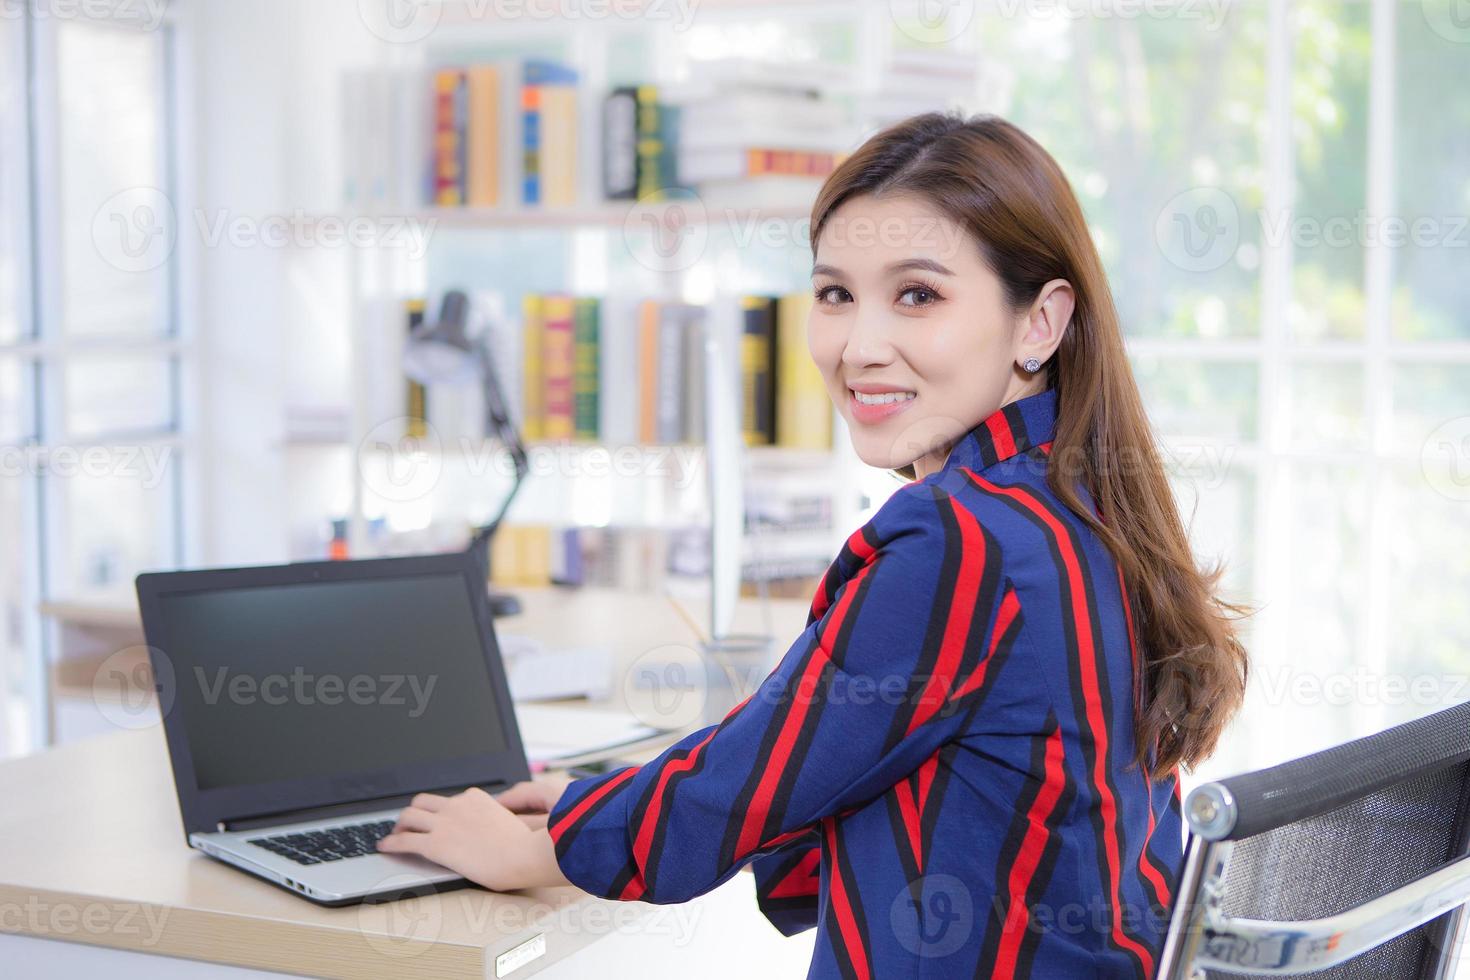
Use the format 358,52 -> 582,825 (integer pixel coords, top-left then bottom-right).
403,290 -> 477,384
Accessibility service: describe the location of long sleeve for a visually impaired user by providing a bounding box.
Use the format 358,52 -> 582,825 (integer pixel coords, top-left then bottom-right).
751,834 -> 822,936
545,481 -> 1025,906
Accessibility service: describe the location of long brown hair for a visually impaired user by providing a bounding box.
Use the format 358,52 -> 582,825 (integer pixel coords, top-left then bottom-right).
811,112 -> 1250,777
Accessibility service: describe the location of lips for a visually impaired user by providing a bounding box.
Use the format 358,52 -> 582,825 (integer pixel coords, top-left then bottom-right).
848,387 -> 917,425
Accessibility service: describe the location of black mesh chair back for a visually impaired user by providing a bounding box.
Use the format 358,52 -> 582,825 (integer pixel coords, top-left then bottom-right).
1155,699 -> 1470,978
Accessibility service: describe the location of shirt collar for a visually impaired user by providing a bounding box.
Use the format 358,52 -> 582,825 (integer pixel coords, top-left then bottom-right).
938,387 -> 1059,476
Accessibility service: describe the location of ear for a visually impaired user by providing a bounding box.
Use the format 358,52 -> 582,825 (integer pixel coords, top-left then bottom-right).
1016,279 -> 1074,364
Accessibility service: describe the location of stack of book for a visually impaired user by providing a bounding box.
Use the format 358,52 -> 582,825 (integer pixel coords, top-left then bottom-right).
662,58 -> 857,204
342,57 -> 865,210
429,58 -> 581,208
404,292 -> 832,450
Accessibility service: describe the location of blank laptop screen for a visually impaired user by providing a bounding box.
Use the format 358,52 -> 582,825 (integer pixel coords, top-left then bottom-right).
155,572 -> 508,791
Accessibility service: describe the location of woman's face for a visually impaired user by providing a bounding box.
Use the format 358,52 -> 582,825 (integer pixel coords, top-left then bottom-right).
808,192 -> 1052,479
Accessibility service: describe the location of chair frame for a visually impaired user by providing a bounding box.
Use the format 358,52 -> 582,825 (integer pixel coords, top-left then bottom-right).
1154,701 -> 1470,979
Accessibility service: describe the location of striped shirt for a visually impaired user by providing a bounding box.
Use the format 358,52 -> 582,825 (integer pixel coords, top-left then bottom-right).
547,386 -> 1184,978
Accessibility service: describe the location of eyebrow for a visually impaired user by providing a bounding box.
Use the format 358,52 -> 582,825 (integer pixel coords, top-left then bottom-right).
810,257 -> 956,279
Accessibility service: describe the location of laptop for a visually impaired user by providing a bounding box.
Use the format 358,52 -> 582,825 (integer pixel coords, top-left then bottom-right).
135,550 -> 531,906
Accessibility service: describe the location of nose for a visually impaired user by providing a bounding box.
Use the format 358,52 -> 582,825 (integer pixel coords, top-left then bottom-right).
840,307 -> 897,371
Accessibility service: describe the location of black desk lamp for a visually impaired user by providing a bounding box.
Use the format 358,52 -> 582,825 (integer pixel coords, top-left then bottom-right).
402,289 -> 528,618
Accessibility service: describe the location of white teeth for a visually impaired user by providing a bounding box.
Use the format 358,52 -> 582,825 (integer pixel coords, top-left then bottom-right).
852,390 -> 916,406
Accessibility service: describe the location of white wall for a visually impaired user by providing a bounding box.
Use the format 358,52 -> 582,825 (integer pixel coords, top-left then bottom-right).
177,0 -> 377,565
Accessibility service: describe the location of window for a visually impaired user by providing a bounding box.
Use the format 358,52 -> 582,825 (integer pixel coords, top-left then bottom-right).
981,0 -> 1470,780
0,6 -> 185,757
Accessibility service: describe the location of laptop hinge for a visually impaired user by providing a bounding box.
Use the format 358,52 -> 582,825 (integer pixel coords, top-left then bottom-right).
219,779 -> 514,833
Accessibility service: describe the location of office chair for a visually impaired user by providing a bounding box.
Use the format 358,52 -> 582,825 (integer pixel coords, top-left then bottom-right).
1155,699 -> 1470,978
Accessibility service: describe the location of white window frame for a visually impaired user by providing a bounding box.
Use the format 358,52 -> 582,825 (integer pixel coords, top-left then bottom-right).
2,0 -> 192,752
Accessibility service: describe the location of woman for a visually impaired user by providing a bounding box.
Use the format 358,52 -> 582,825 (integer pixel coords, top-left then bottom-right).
377,112 -> 1250,979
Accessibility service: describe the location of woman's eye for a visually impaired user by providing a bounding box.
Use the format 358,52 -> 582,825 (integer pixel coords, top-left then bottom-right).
814,285 -> 851,305
897,285 -> 939,307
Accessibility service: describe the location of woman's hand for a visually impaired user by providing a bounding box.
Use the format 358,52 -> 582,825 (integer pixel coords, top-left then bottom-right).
493,774 -> 575,829
376,778 -> 574,891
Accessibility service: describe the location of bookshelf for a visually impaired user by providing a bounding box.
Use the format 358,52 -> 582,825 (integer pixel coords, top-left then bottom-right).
281,0 -> 980,602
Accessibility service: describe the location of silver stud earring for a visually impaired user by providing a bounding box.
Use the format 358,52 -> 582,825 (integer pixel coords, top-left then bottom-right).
1022,356 -> 1042,374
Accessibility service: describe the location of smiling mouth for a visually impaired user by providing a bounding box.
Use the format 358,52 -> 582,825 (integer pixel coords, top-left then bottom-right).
850,389 -> 916,406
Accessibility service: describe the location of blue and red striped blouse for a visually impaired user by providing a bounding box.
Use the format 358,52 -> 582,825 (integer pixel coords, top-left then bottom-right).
546,386 -> 1184,978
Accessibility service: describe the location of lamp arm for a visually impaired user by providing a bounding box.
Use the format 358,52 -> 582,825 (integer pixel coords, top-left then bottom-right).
466,341 -> 529,566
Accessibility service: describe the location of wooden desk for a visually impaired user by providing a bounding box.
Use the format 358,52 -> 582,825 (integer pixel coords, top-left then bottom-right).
5,587 -> 817,978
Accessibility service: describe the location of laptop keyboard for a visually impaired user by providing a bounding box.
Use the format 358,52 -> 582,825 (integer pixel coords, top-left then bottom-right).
247,819 -> 396,865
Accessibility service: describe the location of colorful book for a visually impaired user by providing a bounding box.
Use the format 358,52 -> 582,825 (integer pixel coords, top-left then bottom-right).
521,294 -> 545,440
634,86 -> 681,200
740,295 -> 778,445
637,299 -> 660,443
522,60 -> 578,207
405,298 -> 428,439
602,87 -> 638,200
542,295 -> 575,440
432,68 -> 467,206
573,297 -> 600,441
465,65 -> 500,207
776,291 -> 831,449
